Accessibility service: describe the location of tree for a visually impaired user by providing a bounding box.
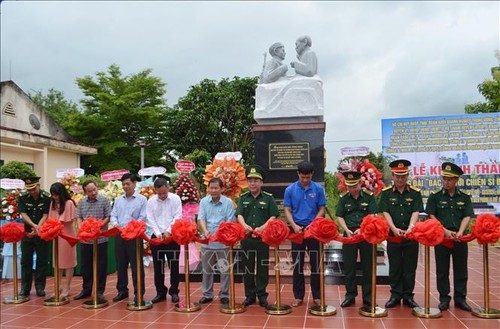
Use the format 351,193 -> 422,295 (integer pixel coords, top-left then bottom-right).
465,54 -> 500,113
28,89 -> 80,127
66,64 -> 171,174
0,161 -> 36,179
165,77 -> 258,164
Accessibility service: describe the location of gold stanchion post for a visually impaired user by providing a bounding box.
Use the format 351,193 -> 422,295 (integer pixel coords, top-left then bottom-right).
309,242 -> 336,316
44,238 -> 69,306
412,245 -> 441,318
175,243 -> 201,312
359,243 -> 387,317
127,238 -> 152,310
82,239 -> 108,309
220,245 -> 246,314
3,241 -> 29,304
472,244 -> 500,319
266,246 -> 292,315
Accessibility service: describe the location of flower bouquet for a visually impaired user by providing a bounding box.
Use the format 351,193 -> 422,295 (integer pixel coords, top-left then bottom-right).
1,190 -> 21,221
58,173 -> 80,194
337,158 -> 385,195
203,157 -> 248,200
139,185 -> 155,199
173,173 -> 200,203
101,180 -> 123,203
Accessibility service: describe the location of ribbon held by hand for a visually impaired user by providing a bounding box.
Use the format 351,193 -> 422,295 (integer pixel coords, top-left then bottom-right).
77,217 -> 105,242
121,219 -> 146,240
304,217 -> 339,244
360,214 -> 389,244
38,218 -> 64,241
258,219 -> 289,247
171,219 -> 198,245
211,222 -> 246,246
408,219 -> 444,246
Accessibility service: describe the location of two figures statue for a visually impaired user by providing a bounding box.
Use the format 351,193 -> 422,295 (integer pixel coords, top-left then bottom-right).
255,35 -> 323,123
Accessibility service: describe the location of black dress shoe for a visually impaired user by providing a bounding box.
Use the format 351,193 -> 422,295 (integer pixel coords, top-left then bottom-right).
455,300 -> 472,311
112,292 -> 129,302
438,301 -> 449,311
19,290 -> 30,297
385,297 -> 401,308
36,289 -> 46,297
242,297 -> 256,306
363,300 -> 372,308
403,298 -> 419,308
151,294 -> 166,304
199,297 -> 213,304
258,297 -> 268,307
341,297 -> 355,307
74,291 -> 91,300
171,294 -> 179,303
220,297 -> 229,304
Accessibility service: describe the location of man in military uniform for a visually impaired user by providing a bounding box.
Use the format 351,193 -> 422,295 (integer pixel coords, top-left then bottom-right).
335,171 -> 378,307
425,162 -> 474,312
237,165 -> 280,307
379,160 -> 422,309
18,176 -> 51,297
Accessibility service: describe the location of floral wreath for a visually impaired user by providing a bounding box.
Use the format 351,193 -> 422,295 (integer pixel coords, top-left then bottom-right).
1,190 -> 21,221
337,158 -> 385,195
203,157 -> 248,200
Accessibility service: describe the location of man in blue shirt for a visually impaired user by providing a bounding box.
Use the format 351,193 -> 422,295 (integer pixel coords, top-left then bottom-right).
110,173 -> 147,303
198,177 -> 235,305
284,161 -> 326,307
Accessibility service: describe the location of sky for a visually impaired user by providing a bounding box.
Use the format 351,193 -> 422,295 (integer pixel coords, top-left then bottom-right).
1,1 -> 498,172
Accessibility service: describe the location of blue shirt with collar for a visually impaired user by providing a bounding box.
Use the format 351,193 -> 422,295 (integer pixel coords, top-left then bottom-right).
198,194 -> 235,249
110,191 -> 147,228
283,180 -> 326,226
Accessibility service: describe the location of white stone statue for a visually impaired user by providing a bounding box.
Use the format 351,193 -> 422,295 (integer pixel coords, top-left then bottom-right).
254,36 -> 323,124
290,35 -> 317,77
260,42 -> 288,84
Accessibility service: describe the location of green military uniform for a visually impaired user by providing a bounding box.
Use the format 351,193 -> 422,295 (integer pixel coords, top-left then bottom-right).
18,180 -> 51,296
236,165 -> 279,302
425,187 -> 473,304
335,187 -> 378,303
379,184 -> 423,301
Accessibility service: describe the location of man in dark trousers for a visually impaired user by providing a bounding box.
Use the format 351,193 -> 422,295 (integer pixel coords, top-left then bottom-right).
237,165 -> 280,307
18,176 -> 51,298
335,171 -> 378,307
425,162 -> 474,312
379,160 -> 422,309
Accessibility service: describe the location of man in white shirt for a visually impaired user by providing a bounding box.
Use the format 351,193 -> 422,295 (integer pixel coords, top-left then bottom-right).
146,177 -> 183,304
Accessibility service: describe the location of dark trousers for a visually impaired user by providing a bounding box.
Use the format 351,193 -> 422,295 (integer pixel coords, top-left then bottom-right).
387,239 -> 418,300
80,242 -> 108,295
150,236 -> 180,296
115,236 -> 145,298
435,242 -> 468,303
21,236 -> 49,293
291,237 -> 320,300
240,237 -> 269,299
342,240 -> 372,301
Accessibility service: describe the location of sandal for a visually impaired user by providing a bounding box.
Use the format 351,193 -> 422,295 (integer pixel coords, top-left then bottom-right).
291,299 -> 303,307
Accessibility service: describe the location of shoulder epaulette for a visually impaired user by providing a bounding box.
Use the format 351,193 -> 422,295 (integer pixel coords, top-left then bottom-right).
409,186 -> 420,192
340,191 -> 349,198
362,188 -> 374,196
263,191 -> 273,196
240,191 -> 250,196
432,190 -> 441,195
41,190 -> 51,197
382,185 -> 393,191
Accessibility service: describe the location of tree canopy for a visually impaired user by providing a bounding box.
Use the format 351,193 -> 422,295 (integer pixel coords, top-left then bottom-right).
64,64 -> 171,174
28,88 -> 79,128
465,57 -> 500,113
164,76 -> 258,164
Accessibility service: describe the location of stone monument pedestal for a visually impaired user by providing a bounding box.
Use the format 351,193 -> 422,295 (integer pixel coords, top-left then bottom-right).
253,122 -> 326,209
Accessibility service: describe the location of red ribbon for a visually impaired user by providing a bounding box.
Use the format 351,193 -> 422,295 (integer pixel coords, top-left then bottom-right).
0,222 -> 26,243
38,218 -> 64,241
472,213 -> 500,244
211,222 -> 246,246
171,219 -> 198,245
254,219 -> 289,247
360,214 -> 389,244
304,217 -> 339,243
